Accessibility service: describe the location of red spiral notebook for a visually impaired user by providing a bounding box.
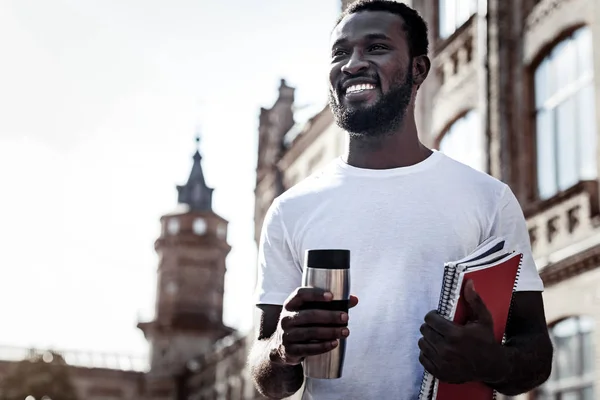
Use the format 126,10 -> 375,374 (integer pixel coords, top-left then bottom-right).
418,236 -> 523,400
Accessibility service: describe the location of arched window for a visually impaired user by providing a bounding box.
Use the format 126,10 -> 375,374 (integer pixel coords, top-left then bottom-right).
534,26 -> 596,200
438,0 -> 478,38
535,316 -> 595,399
438,110 -> 485,172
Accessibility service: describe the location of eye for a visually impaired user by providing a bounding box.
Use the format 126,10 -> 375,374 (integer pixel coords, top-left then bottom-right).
332,49 -> 348,58
368,44 -> 388,52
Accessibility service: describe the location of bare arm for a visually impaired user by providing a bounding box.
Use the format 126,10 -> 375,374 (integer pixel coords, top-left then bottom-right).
248,304 -> 304,399
248,289 -> 357,399
485,291 -> 553,395
419,186 -> 552,394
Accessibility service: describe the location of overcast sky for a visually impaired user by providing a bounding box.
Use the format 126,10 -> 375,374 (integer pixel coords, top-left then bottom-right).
0,0 -> 341,357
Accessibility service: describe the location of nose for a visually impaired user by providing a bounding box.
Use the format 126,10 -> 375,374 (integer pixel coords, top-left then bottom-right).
341,51 -> 368,75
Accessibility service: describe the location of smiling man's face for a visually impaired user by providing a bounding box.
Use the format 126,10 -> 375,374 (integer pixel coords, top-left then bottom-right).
328,10 -> 415,138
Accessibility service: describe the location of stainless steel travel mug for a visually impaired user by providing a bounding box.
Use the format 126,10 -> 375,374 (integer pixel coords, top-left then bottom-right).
301,249 -> 351,379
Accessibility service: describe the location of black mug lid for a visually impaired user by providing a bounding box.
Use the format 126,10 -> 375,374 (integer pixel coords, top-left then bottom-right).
305,249 -> 350,270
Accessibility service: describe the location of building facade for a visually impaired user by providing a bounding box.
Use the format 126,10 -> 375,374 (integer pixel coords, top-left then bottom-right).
253,0 -> 600,399
0,348 -> 146,400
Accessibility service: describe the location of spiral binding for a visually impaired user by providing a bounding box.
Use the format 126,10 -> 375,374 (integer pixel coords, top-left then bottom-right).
418,263 -> 462,400
418,253 -> 522,400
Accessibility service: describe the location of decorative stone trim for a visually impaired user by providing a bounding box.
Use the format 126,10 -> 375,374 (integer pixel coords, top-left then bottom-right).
524,181 -> 600,219
523,0 -> 590,65
541,243 -> 600,287
526,0 -> 569,31
430,16 -> 479,139
526,181 -> 600,265
434,14 -> 476,56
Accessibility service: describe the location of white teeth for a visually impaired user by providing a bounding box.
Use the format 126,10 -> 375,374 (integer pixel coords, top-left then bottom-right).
346,83 -> 376,94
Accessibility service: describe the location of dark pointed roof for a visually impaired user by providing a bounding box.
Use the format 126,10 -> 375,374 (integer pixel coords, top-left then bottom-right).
176,136 -> 213,211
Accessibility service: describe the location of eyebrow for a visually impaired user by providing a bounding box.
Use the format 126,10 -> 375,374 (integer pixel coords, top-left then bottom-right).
332,33 -> 393,49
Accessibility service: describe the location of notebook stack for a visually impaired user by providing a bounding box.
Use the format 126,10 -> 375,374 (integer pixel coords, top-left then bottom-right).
418,236 -> 523,400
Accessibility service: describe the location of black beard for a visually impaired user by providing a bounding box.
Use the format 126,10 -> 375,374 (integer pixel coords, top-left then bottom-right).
329,68 -> 413,139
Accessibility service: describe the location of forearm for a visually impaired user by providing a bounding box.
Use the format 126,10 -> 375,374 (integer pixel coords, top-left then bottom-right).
248,337 -> 304,399
486,332 -> 553,396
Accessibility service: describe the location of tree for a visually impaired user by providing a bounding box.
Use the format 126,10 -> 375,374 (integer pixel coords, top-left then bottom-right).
0,351 -> 79,400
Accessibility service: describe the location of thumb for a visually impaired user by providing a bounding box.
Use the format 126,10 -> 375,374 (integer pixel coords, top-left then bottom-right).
464,280 -> 492,326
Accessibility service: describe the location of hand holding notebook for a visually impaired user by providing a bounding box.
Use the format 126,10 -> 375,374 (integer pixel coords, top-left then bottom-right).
419,279 -> 509,385
418,237 -> 523,400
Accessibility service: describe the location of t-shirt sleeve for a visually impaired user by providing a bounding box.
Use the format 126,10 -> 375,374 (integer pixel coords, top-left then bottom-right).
490,185 -> 544,292
254,199 -> 303,306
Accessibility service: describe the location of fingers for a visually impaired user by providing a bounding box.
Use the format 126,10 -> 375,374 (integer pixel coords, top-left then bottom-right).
276,288 -> 360,365
281,309 -> 348,329
284,287 -> 332,311
420,322 -> 445,347
284,326 -> 350,343
418,337 -> 440,374
418,337 -> 438,357
284,288 -> 360,312
424,310 -> 459,338
419,351 -> 437,375
285,340 -> 340,359
277,307 -> 350,364
349,295 -> 359,308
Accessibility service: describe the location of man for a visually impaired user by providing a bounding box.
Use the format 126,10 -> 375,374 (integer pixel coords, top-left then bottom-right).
248,1 -> 553,399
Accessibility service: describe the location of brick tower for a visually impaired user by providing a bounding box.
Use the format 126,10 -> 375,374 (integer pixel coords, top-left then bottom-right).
138,137 -> 233,399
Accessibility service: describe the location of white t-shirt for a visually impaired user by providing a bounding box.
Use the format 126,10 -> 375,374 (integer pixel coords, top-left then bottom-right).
255,150 -> 543,400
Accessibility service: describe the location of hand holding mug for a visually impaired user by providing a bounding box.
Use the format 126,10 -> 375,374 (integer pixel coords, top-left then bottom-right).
270,287 -> 359,366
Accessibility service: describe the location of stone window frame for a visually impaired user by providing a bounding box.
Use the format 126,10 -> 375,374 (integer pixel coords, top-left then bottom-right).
519,0 -> 596,209
532,315 -> 595,399
522,23 -> 598,216
530,26 -> 596,200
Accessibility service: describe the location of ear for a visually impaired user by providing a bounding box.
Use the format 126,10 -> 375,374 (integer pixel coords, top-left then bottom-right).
412,55 -> 431,88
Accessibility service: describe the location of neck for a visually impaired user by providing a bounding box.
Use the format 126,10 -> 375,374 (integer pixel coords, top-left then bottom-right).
344,108 -> 432,170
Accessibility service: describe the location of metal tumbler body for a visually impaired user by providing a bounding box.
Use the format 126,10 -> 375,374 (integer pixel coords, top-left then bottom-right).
301,249 -> 351,379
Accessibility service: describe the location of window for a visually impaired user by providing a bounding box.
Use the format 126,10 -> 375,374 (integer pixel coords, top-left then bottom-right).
167,218 -> 180,235
439,110 -> 485,172
535,27 -> 596,200
439,0 -> 478,39
193,218 -> 207,235
535,316 -> 595,399
217,223 -> 227,239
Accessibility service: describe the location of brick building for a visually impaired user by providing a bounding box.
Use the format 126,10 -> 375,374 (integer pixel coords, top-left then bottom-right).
253,0 -> 600,399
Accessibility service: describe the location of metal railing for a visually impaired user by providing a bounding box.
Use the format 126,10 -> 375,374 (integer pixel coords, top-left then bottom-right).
0,345 -> 149,372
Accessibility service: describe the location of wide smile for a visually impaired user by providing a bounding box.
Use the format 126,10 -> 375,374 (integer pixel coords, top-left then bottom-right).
343,83 -> 378,102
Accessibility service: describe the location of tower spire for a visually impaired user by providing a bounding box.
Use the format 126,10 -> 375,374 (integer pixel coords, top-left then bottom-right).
193,134 -> 201,160
176,135 -> 213,211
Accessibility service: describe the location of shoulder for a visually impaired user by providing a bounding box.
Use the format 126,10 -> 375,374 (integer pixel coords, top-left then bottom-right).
275,158 -> 344,213
436,152 -> 510,208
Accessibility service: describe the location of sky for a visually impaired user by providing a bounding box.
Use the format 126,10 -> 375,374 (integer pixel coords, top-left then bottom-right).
0,0 -> 341,357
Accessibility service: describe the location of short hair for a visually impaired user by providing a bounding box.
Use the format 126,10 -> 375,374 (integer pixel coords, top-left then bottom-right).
335,0 -> 429,57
